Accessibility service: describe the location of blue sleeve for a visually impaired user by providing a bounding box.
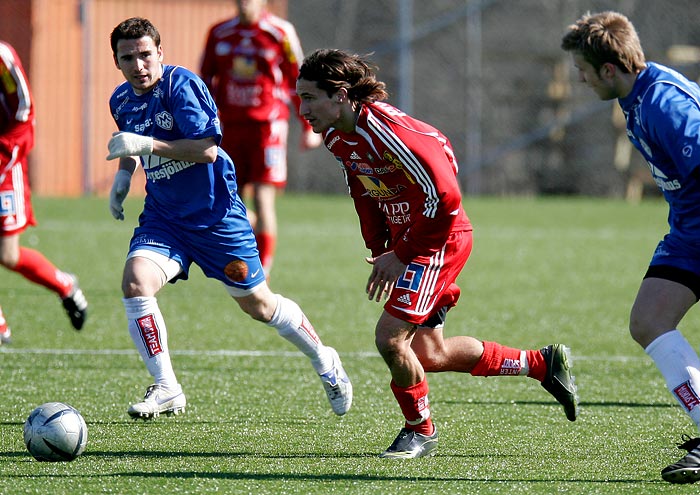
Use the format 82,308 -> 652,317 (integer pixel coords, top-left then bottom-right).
167,67 -> 222,145
648,86 -> 700,179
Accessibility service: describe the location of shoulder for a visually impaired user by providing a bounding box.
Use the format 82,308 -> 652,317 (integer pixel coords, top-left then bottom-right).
641,64 -> 700,101
206,18 -> 240,39
260,13 -> 299,40
0,41 -> 17,65
162,65 -> 208,91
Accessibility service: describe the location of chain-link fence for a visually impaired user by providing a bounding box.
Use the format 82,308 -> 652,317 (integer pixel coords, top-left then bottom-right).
285,0 -> 700,198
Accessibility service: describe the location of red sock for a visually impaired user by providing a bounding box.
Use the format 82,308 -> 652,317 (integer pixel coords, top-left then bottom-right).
255,232 -> 276,274
0,306 -> 7,332
470,341 -> 545,380
13,247 -> 72,298
390,378 -> 434,435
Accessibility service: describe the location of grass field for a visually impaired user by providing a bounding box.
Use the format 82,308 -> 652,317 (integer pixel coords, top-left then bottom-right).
0,193 -> 696,494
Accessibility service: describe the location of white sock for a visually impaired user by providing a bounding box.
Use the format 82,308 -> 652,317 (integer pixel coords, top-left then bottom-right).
646,329 -> 700,431
267,294 -> 332,373
123,296 -> 179,389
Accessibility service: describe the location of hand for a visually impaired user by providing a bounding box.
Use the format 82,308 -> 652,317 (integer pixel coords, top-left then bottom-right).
365,251 -> 406,302
109,169 -> 132,220
106,132 -> 154,160
300,128 -> 323,150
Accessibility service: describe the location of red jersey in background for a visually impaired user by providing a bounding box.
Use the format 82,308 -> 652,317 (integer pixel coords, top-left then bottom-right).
200,11 -> 309,128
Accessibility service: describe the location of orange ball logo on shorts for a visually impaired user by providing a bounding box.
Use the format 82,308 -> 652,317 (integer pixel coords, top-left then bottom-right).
224,259 -> 249,282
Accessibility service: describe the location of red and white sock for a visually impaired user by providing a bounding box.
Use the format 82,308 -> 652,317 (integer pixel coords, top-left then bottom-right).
470,341 -> 546,381
123,296 -> 178,389
267,294 -> 332,373
646,329 -> 700,430
13,247 -> 72,298
391,377 -> 434,435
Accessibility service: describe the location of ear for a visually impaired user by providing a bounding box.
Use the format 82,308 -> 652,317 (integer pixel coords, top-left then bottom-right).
334,87 -> 349,103
599,62 -> 617,79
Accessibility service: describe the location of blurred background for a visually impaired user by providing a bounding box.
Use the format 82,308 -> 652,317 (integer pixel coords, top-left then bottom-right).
2,0 -> 699,199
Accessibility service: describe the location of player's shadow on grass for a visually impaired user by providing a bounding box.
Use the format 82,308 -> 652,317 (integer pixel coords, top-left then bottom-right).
62,470 -> 666,484
440,399 -> 677,409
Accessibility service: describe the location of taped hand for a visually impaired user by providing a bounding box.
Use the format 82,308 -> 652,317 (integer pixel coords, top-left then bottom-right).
109,169 -> 132,220
106,132 -> 154,160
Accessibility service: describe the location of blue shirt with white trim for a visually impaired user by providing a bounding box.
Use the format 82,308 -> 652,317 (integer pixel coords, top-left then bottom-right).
109,64 -> 240,230
619,62 -> 700,241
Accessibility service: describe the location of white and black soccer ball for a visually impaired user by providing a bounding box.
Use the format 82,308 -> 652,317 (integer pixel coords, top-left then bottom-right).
23,402 -> 88,462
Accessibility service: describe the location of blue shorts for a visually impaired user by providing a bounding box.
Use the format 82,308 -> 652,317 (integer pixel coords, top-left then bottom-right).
647,233 -> 700,299
128,208 -> 266,290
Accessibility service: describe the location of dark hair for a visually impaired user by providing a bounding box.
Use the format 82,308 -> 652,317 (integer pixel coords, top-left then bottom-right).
110,17 -> 161,55
561,11 -> 645,73
298,49 -> 388,104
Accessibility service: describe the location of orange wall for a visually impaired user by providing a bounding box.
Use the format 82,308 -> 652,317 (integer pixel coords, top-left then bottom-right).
5,0 -> 286,196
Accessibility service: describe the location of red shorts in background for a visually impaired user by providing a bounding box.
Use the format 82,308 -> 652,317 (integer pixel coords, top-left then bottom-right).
0,125 -> 35,236
384,229 -> 473,326
221,119 -> 289,189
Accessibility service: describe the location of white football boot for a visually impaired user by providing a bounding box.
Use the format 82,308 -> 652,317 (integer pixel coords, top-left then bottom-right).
128,384 -> 186,420
318,347 -> 353,416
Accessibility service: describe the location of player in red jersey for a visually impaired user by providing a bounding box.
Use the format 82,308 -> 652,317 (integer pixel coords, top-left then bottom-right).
0,40 -> 88,340
200,0 -> 322,277
297,49 -> 579,458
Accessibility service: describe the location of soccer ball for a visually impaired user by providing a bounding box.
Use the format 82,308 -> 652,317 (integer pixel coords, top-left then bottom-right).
23,402 -> 88,462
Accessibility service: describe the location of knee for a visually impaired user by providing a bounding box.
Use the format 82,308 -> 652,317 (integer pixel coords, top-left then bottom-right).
236,291 -> 277,323
0,248 -> 18,269
122,279 -> 149,298
629,311 -> 662,349
375,331 -> 399,363
0,255 -> 16,269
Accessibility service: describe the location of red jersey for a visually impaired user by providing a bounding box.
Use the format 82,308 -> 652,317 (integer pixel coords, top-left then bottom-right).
200,11 -> 309,128
325,102 -> 472,264
0,41 -> 33,137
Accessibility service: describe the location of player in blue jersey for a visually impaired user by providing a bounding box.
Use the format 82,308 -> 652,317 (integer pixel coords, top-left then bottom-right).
562,11 -> 700,484
106,17 -> 351,421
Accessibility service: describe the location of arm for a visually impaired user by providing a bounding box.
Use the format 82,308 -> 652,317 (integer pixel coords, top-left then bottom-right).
108,156 -> 138,220
346,172 -> 391,257
107,133 -> 218,163
391,140 -> 463,264
199,27 -> 217,91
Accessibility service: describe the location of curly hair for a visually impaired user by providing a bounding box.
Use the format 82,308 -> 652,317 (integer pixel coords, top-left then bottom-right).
298,49 -> 388,104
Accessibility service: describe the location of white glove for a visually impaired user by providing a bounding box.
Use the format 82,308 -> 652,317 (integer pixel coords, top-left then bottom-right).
106,132 -> 154,160
109,169 -> 132,220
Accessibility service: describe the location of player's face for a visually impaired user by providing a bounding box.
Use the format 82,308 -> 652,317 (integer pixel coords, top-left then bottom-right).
114,36 -> 164,95
296,78 -> 344,133
236,0 -> 266,23
571,53 -> 618,101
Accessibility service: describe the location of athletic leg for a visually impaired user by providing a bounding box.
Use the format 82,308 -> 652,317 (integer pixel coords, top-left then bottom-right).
232,281 -> 352,415
375,311 -> 438,458
631,277 -> 700,483
252,183 -> 278,276
123,252 -> 186,419
0,234 -> 87,329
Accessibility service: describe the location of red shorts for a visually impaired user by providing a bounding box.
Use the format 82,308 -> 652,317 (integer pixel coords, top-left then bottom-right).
221,119 -> 289,189
384,229 -> 473,325
0,126 -> 36,236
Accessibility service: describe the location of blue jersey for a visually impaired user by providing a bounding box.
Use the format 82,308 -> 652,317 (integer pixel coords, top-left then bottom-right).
109,64 -> 239,230
619,62 -> 700,242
